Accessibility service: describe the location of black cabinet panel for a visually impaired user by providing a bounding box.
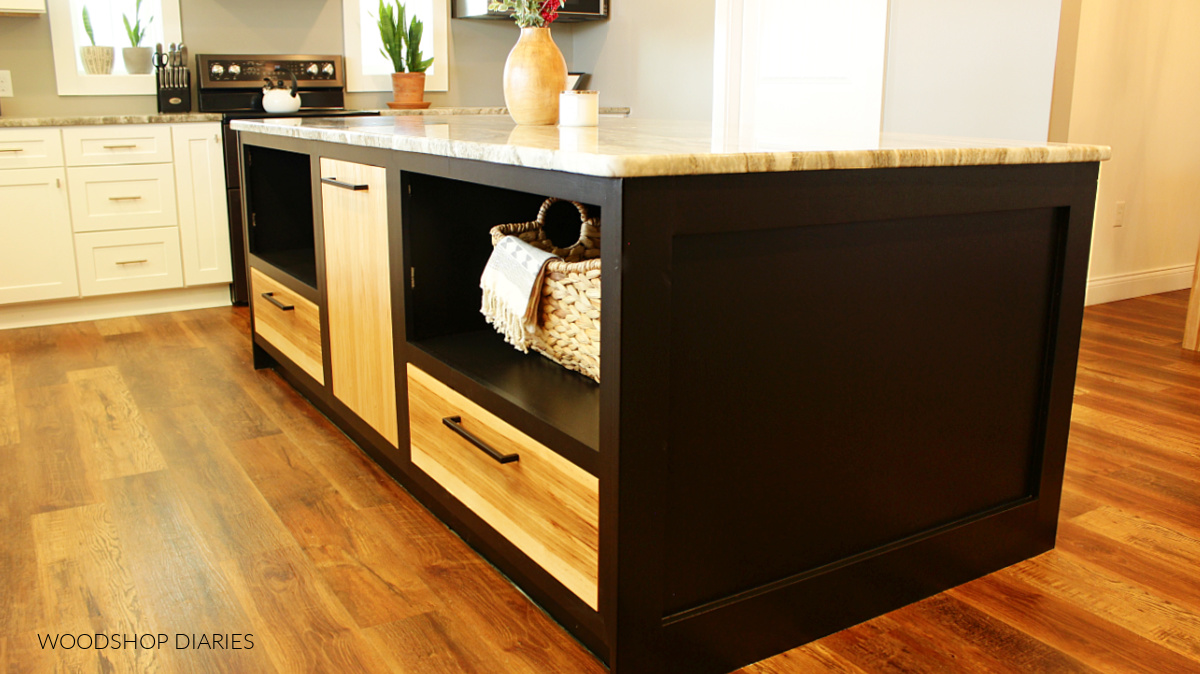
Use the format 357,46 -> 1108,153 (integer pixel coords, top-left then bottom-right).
663,207 -> 1062,615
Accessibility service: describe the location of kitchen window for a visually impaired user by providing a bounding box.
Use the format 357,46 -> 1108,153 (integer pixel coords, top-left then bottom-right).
47,0 -> 182,96
342,0 -> 449,93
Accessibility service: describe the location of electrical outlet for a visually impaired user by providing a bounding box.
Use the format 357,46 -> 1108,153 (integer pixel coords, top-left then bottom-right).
1114,201 -> 1127,228
0,70 -> 13,98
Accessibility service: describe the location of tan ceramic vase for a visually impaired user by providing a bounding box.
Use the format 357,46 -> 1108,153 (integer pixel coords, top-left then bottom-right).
503,27 -> 568,126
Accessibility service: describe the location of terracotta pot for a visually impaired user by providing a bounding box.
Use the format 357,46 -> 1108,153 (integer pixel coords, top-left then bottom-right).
80,46 -> 114,75
123,47 -> 153,75
503,27 -> 568,126
390,72 -> 429,109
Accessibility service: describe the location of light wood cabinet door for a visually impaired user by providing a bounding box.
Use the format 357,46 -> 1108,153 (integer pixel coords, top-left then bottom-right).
0,168 -> 79,304
172,123 -> 233,287
320,158 -> 398,446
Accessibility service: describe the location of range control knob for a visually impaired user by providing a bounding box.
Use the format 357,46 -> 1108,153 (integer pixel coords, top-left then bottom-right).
228,64 -> 241,76
306,63 -> 319,76
210,64 -> 225,77
321,63 -> 335,77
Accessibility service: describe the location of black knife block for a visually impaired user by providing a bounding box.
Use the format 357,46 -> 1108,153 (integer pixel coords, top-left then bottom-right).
156,69 -> 192,113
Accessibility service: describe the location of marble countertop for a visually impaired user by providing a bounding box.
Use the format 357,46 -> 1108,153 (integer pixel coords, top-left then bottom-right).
0,113 -> 223,127
231,115 -> 1111,179
0,107 -> 630,129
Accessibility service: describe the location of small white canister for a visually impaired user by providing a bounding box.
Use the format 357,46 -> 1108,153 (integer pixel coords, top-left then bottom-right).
559,90 -> 599,127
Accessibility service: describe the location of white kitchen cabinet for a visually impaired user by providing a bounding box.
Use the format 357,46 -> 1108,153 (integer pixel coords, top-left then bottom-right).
74,227 -> 185,296
173,123 -> 233,287
67,163 -> 179,233
62,125 -> 174,166
0,167 -> 78,304
0,0 -> 45,15
0,128 -> 63,169
0,122 -> 233,329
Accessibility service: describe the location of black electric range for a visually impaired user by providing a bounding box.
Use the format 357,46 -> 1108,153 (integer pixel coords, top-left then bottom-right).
197,54 -> 381,304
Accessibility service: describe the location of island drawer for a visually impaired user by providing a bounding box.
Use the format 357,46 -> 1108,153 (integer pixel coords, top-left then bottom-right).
407,363 -> 599,610
251,267 -> 324,385
0,128 -> 64,170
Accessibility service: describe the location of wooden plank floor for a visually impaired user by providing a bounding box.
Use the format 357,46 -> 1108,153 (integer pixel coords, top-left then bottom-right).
2,290 -> 1199,673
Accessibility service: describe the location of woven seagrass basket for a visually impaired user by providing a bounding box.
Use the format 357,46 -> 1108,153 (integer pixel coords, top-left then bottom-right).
489,198 -> 602,382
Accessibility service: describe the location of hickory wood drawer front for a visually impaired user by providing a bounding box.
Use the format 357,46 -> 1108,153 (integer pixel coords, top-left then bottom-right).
0,128 -> 64,170
67,164 -> 179,232
407,364 -> 599,609
62,125 -> 173,166
251,268 -> 324,385
74,227 -> 184,296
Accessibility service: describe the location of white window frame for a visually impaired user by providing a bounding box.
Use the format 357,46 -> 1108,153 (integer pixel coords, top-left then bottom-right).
342,0 -> 449,93
47,0 -> 182,96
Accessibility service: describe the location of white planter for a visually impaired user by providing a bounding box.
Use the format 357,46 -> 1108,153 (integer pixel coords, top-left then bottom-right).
122,47 -> 153,75
80,46 -> 114,75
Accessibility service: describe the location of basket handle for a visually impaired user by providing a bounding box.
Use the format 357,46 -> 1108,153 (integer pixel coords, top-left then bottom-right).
536,198 -> 595,237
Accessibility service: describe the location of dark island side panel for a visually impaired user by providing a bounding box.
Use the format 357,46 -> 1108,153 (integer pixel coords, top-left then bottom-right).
663,206 -> 1062,614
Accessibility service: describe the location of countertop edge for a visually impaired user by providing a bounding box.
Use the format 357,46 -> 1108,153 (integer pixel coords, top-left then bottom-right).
0,107 -> 631,128
0,114 -> 224,127
231,118 -> 1112,179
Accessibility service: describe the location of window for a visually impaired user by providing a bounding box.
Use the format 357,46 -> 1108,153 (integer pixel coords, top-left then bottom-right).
342,0 -> 449,93
47,0 -> 182,96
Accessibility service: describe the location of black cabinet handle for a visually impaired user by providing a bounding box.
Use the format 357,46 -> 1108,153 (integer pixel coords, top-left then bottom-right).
442,416 -> 519,464
261,292 -> 294,311
321,177 -> 370,191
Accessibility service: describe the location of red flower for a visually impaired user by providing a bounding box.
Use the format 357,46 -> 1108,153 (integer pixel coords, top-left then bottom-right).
540,0 -> 561,24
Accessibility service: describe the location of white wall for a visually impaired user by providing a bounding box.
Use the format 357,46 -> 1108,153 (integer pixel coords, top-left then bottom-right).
882,0 -> 1063,142
1067,0 -> 1200,305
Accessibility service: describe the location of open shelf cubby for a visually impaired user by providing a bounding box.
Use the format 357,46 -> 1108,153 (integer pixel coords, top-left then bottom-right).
244,145 -> 318,289
403,172 -> 602,461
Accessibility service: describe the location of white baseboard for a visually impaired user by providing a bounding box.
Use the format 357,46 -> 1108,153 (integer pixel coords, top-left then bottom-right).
0,285 -> 232,330
1086,264 -> 1195,306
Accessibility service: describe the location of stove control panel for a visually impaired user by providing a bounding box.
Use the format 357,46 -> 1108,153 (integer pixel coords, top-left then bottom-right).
196,54 -> 344,90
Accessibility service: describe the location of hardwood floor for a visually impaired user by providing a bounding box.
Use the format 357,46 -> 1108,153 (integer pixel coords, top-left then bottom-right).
2,291 -> 1199,673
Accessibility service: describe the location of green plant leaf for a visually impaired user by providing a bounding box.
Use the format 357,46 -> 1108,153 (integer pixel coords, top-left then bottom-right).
82,6 -> 96,46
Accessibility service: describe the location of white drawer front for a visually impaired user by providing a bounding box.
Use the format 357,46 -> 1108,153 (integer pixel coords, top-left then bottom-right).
0,128 -> 64,170
67,164 -> 178,232
62,125 -> 173,166
74,228 -> 184,296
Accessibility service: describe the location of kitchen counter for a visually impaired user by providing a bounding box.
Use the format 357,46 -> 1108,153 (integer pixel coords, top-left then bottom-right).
0,107 -> 631,128
233,114 -> 1109,178
235,120 -> 1105,673
0,113 -> 223,127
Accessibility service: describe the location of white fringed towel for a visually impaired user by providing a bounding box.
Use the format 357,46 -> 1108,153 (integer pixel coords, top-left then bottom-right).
481,235 -> 559,352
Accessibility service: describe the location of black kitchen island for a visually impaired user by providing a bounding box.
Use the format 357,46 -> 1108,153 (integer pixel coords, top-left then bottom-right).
233,115 -> 1108,674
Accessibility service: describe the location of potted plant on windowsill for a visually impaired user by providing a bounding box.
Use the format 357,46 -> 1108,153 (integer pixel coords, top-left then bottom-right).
122,0 -> 154,74
378,0 -> 434,110
79,6 -> 113,76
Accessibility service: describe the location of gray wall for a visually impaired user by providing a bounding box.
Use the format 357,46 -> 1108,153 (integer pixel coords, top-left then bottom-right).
0,0 -> 713,120
0,0 -> 556,117
571,0 -> 715,120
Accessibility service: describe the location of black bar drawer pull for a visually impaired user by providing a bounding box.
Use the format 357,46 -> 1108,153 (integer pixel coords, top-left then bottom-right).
321,177 -> 370,191
261,292 -> 294,311
442,416 -> 519,464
